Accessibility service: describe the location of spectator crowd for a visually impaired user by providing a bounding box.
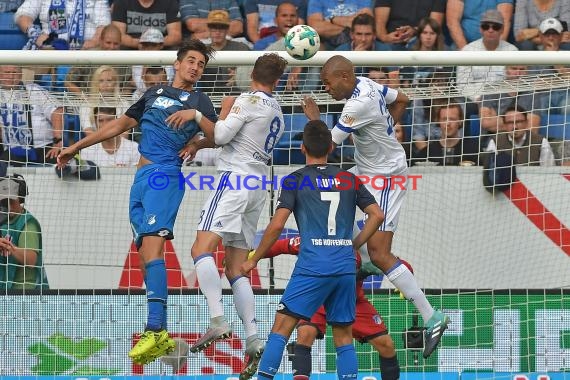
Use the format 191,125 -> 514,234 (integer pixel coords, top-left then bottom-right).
0,0 -> 568,170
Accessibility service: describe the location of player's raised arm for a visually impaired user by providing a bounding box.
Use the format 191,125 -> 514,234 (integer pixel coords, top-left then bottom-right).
57,114 -> 137,168
301,96 -> 339,149
301,96 -> 321,121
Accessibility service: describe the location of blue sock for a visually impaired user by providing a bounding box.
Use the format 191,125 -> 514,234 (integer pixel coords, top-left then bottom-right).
145,259 -> 167,331
336,344 -> 357,380
257,332 -> 288,380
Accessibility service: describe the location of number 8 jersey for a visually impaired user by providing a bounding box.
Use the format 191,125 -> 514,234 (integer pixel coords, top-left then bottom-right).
214,91 -> 285,177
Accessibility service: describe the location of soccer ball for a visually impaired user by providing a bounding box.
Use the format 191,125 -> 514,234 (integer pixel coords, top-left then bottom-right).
284,25 -> 320,60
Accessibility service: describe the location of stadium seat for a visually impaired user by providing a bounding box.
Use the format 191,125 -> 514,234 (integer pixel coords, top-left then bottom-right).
467,114 -> 481,137
0,12 -> 27,50
540,114 -> 570,140
63,114 -> 83,146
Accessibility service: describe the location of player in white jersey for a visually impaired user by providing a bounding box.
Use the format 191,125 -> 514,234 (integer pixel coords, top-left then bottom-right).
185,53 -> 288,380
301,55 -> 449,359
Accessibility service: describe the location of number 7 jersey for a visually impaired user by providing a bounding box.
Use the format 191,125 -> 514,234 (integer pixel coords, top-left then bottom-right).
215,91 -> 285,177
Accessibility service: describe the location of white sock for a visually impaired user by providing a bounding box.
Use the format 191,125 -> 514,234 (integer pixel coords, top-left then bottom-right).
231,276 -> 257,339
387,263 -> 434,323
195,255 -> 224,319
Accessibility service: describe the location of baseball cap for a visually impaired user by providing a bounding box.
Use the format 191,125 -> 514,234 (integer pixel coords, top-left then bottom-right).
480,9 -> 504,25
0,177 -> 20,201
207,9 -> 230,28
539,18 -> 563,34
140,28 -> 164,44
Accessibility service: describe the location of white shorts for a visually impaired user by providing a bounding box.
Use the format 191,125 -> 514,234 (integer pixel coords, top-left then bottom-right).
350,167 -> 407,233
198,171 -> 266,249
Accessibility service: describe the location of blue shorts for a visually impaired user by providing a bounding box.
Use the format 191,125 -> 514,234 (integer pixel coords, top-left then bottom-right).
279,273 -> 356,325
129,164 -> 185,248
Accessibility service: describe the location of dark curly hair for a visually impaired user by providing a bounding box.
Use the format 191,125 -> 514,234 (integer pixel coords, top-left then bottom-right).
177,39 -> 216,65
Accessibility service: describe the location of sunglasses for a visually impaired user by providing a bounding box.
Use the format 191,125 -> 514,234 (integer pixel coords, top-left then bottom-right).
481,23 -> 502,31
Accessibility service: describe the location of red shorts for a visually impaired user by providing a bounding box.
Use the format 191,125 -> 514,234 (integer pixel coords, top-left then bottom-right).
298,295 -> 387,343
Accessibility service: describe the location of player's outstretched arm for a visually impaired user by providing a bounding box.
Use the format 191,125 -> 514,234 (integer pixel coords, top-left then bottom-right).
57,114 -> 137,168
241,208 -> 292,276
248,236 -> 300,260
352,203 -> 384,250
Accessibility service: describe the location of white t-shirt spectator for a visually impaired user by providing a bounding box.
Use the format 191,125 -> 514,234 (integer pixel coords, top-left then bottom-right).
80,138 -> 140,167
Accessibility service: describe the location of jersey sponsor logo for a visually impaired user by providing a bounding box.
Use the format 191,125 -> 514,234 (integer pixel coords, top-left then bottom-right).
156,88 -> 163,94
125,11 -> 167,34
230,105 -> 241,114
276,303 -> 285,311
179,91 -> 190,101
253,151 -> 270,165
341,114 -> 355,126
214,221 -> 223,228
157,229 -> 169,237
152,96 -> 182,109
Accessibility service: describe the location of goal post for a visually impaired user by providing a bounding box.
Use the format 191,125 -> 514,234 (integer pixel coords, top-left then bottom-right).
0,50 -> 568,379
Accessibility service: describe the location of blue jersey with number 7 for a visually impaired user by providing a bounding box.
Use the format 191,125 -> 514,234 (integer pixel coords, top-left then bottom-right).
276,164 -> 376,276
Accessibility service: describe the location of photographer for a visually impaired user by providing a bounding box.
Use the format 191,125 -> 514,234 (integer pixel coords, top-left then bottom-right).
0,174 -> 48,290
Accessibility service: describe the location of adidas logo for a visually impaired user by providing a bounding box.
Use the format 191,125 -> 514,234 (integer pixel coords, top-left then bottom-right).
214,221 -> 223,228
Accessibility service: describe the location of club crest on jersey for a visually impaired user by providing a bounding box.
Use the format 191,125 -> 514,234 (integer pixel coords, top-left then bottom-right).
179,91 -> 190,101
341,114 -> 355,126
248,95 -> 260,104
152,96 -> 182,109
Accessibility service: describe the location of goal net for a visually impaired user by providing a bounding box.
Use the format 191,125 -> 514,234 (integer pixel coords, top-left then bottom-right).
0,50 -> 568,379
